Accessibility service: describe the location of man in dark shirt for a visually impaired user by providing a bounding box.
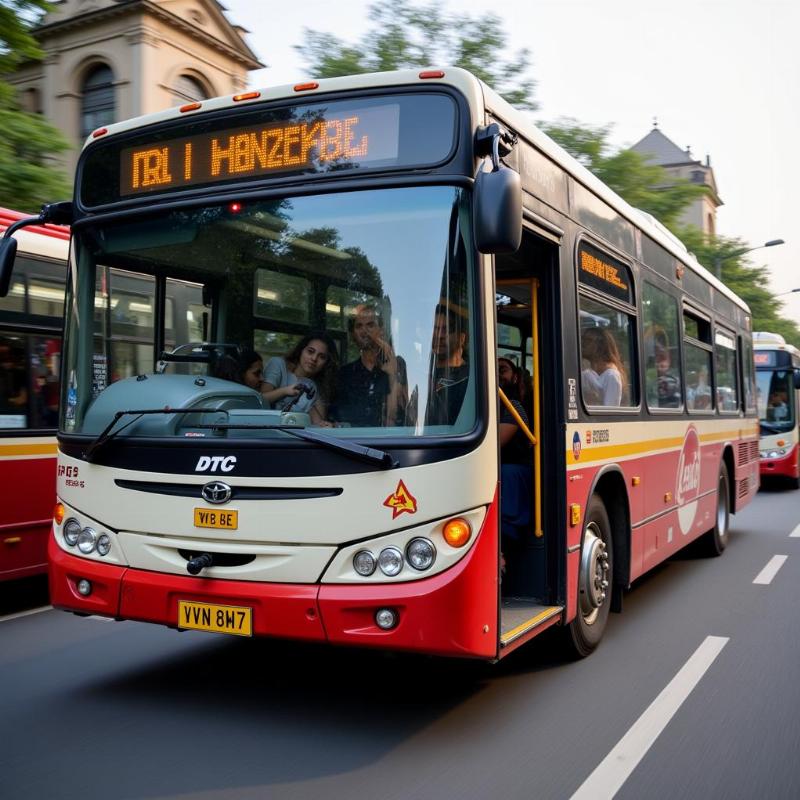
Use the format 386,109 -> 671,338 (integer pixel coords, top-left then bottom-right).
426,304 -> 469,426
334,304 -> 406,427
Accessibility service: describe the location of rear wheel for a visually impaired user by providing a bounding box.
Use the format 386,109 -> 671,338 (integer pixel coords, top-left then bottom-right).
700,462 -> 730,556
563,494 -> 613,658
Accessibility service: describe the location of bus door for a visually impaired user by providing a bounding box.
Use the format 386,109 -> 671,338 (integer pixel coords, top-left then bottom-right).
495,230 -> 564,648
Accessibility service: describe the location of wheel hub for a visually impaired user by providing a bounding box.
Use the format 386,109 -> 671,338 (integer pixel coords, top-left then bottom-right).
579,523 -> 610,623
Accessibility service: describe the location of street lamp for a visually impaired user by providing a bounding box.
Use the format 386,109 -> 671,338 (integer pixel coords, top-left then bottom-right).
714,239 -> 785,280
775,287 -> 800,297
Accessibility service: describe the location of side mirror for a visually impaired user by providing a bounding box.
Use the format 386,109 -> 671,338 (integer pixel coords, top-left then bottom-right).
794,369 -> 800,390
474,162 -> 522,254
0,237 -> 18,298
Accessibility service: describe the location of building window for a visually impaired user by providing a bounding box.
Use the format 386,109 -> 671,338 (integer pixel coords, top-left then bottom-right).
81,65 -> 115,137
172,75 -> 209,105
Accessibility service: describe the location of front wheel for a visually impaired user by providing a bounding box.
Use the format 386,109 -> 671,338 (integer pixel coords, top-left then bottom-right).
563,494 -> 613,658
700,462 -> 730,556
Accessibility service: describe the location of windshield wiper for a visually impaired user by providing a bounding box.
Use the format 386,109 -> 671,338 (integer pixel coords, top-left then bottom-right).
83,407 -> 226,462
759,421 -> 787,434
191,422 -> 397,468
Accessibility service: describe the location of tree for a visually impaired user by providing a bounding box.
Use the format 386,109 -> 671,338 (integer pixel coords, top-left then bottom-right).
542,118 -> 706,228
0,0 -> 71,211
675,226 -> 800,347
296,1 -> 537,110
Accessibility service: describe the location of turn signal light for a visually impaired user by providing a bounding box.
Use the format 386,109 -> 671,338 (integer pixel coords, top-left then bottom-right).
443,517 -> 471,547
54,503 -> 65,525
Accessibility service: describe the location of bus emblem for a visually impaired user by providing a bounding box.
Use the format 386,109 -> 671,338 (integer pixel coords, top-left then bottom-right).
201,481 -> 232,504
383,480 -> 418,519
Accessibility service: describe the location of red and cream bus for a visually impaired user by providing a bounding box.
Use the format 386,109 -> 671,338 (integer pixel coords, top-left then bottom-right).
0,68 -> 758,658
0,208 -> 68,581
754,331 -> 800,487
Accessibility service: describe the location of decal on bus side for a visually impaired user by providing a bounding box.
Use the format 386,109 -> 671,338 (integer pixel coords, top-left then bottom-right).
195,456 -> 237,473
676,426 -> 701,535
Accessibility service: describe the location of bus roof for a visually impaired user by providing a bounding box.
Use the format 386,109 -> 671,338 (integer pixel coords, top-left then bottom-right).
753,331 -> 800,357
0,207 -> 69,260
82,67 -> 746,313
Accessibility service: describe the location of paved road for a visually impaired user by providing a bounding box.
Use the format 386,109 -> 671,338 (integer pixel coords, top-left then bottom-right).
2,485 -> 799,800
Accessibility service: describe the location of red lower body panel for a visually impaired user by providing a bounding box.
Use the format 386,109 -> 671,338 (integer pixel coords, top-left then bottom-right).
47,498 -> 499,659
760,444 -> 799,480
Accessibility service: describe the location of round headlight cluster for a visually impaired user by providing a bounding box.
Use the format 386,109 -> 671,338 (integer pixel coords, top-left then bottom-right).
762,449 -> 787,459
62,518 -> 112,557
352,538 -> 436,577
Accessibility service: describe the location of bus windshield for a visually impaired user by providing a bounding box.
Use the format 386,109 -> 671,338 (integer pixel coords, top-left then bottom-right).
756,369 -> 795,432
62,185 -> 476,440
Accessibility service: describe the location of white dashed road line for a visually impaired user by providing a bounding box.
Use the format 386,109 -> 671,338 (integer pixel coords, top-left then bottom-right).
0,605 -> 53,623
789,523 -> 800,538
753,555 -> 788,585
570,635 -> 729,800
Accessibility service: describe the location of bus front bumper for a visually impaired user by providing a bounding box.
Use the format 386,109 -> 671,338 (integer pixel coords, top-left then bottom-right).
760,443 -> 799,478
47,505 -> 499,659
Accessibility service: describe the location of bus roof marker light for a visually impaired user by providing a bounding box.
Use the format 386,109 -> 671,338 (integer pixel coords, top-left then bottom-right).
233,91 -> 261,102
180,102 -> 202,113
91,128 -> 108,138
419,70 -> 445,79
294,82 -> 319,92
443,518 -> 471,547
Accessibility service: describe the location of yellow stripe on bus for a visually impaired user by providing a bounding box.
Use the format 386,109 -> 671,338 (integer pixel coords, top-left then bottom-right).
0,443 -> 58,458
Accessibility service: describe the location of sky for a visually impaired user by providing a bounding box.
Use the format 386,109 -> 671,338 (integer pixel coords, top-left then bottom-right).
223,0 -> 800,323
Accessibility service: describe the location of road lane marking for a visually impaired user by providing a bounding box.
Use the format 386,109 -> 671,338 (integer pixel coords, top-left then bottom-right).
570,635 -> 728,800
0,605 -> 53,622
753,555 -> 788,585
789,524 -> 800,538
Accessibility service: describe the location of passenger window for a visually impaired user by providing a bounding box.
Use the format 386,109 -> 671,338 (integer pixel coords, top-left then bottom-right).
579,297 -> 636,408
683,310 -> 713,412
715,328 -> 739,412
643,282 -> 682,409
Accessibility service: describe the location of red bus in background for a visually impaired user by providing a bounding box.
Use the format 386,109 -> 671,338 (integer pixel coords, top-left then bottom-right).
0,208 -> 68,581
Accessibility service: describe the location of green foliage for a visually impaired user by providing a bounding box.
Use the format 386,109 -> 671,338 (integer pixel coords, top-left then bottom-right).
296,1 -> 537,110
542,118 -> 706,228
0,0 -> 71,211
675,226 -> 800,347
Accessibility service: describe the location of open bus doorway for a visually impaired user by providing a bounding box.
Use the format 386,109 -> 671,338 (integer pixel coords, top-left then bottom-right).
495,230 -> 564,648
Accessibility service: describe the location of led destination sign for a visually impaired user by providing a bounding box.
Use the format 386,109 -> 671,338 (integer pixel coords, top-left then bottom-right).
578,242 -> 633,304
121,104 -> 400,196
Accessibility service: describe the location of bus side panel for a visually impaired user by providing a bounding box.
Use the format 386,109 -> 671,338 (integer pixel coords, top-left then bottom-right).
0,453 -> 56,581
318,490 -> 500,659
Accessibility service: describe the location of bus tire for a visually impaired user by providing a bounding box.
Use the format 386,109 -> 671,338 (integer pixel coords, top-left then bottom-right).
564,494 -> 613,658
701,462 -> 730,556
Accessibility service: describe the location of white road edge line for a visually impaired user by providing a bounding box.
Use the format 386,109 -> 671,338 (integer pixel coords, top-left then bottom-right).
753,555 -> 788,585
789,524 -> 800,538
570,635 -> 729,800
0,605 -> 53,623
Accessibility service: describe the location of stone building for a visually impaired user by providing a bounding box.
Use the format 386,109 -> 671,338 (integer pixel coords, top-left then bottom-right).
629,124 -> 722,237
8,0 -> 262,177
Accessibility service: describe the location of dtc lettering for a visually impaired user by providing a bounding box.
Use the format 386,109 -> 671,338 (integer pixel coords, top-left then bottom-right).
195,455 -> 237,473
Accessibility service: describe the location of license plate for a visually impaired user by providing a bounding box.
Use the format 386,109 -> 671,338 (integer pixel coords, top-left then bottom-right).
178,600 -> 252,636
193,508 -> 238,529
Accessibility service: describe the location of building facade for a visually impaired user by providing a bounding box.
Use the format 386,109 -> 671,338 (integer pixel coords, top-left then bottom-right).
9,0 -> 262,177
630,124 -> 722,237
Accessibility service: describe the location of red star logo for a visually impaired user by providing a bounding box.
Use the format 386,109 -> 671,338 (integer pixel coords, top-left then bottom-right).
383,480 -> 418,519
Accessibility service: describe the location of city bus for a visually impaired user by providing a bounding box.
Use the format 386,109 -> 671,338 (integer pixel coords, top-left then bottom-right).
0,208 -> 68,581
754,331 -> 800,488
0,68 -> 759,658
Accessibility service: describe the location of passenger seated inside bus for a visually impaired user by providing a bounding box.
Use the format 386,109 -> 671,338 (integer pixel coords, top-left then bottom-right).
426,303 -> 469,426
261,332 -> 339,426
213,349 -> 264,391
686,365 -> 712,410
644,324 -> 681,408
498,357 -> 533,573
581,327 -> 624,406
332,303 -> 408,427
767,389 -> 789,421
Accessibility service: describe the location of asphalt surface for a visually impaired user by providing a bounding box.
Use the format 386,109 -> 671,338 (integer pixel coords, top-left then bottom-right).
1,482 -> 799,800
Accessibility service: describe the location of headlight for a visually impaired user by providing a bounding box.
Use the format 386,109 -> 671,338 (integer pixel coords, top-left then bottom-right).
378,546 -> 403,576
96,533 -> 111,556
77,527 -> 98,554
63,518 -> 81,546
768,450 -> 780,458
353,549 -> 376,576
406,538 -> 436,571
